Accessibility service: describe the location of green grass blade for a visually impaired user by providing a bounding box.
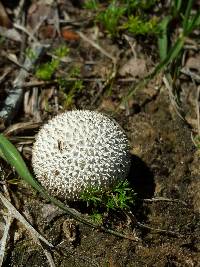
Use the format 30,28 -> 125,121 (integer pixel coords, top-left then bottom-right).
183,0 -> 194,34
0,134 -> 42,192
157,15 -> 172,60
172,0 -> 182,17
186,11 -> 200,33
153,36 -> 184,76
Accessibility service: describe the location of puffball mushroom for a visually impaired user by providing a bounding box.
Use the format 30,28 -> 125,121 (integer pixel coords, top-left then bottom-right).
32,110 -> 131,201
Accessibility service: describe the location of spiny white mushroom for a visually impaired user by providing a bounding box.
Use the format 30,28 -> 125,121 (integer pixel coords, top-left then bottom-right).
32,110 -> 131,201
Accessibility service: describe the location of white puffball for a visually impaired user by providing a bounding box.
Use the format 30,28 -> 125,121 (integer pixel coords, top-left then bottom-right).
32,110 -> 131,201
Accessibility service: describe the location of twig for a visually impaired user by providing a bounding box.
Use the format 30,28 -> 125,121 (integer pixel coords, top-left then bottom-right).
163,74 -> 184,120
142,197 -> 188,206
0,178 -> 13,267
196,86 -> 200,136
181,67 -> 200,83
78,31 -> 116,63
0,175 -> 13,267
0,192 -> 54,248
0,215 -> 12,267
14,0 -> 25,21
136,221 -> 179,236
21,77 -> 136,89
37,240 -> 56,267
53,0 -> 61,37
0,26 -> 22,42
3,121 -> 41,136
13,23 -> 38,43
123,34 -> 137,58
126,210 -> 179,237
0,42 -> 45,127
22,78 -> 105,88
3,52 -> 29,72
0,168 -> 55,267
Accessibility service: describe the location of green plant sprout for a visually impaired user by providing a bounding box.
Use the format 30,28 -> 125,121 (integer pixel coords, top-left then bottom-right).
84,0 -> 99,10
90,212 -> 103,224
35,45 -> 69,81
58,66 -> 84,107
81,180 -> 136,223
122,15 -> 158,35
97,2 -> 126,36
25,48 -> 37,61
36,60 -> 59,81
122,0 -> 200,104
122,0 -> 157,10
84,0 -> 158,36
54,45 -> 69,58
107,180 -> 135,210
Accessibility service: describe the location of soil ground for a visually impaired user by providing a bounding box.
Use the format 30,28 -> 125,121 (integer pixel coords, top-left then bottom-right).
2,88 -> 200,267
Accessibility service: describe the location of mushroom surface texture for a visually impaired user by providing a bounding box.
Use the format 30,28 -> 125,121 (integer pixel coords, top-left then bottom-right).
32,110 -> 131,201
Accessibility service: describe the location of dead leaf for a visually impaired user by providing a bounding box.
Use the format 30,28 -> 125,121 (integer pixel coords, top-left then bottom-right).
119,57 -> 147,78
24,88 -> 41,122
0,26 -> 21,42
3,122 -> 41,136
39,25 -> 57,39
186,55 -> 200,72
27,2 -> 56,31
99,98 -> 118,112
0,2 -> 11,28
39,88 -> 54,111
61,27 -> 80,41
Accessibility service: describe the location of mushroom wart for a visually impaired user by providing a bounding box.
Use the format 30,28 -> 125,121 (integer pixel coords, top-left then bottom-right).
32,110 -> 131,201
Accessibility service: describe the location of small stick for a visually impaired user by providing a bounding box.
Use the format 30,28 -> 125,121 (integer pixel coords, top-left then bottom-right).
0,215 -> 12,267
196,86 -> 200,136
181,67 -> 200,83
143,197 -> 188,206
22,78 -> 105,88
13,23 -> 38,43
163,74 -> 183,120
0,192 -> 54,248
126,210 -> 179,237
21,77 -> 136,89
136,221 -> 179,236
0,42 -> 45,127
0,168 -> 55,267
